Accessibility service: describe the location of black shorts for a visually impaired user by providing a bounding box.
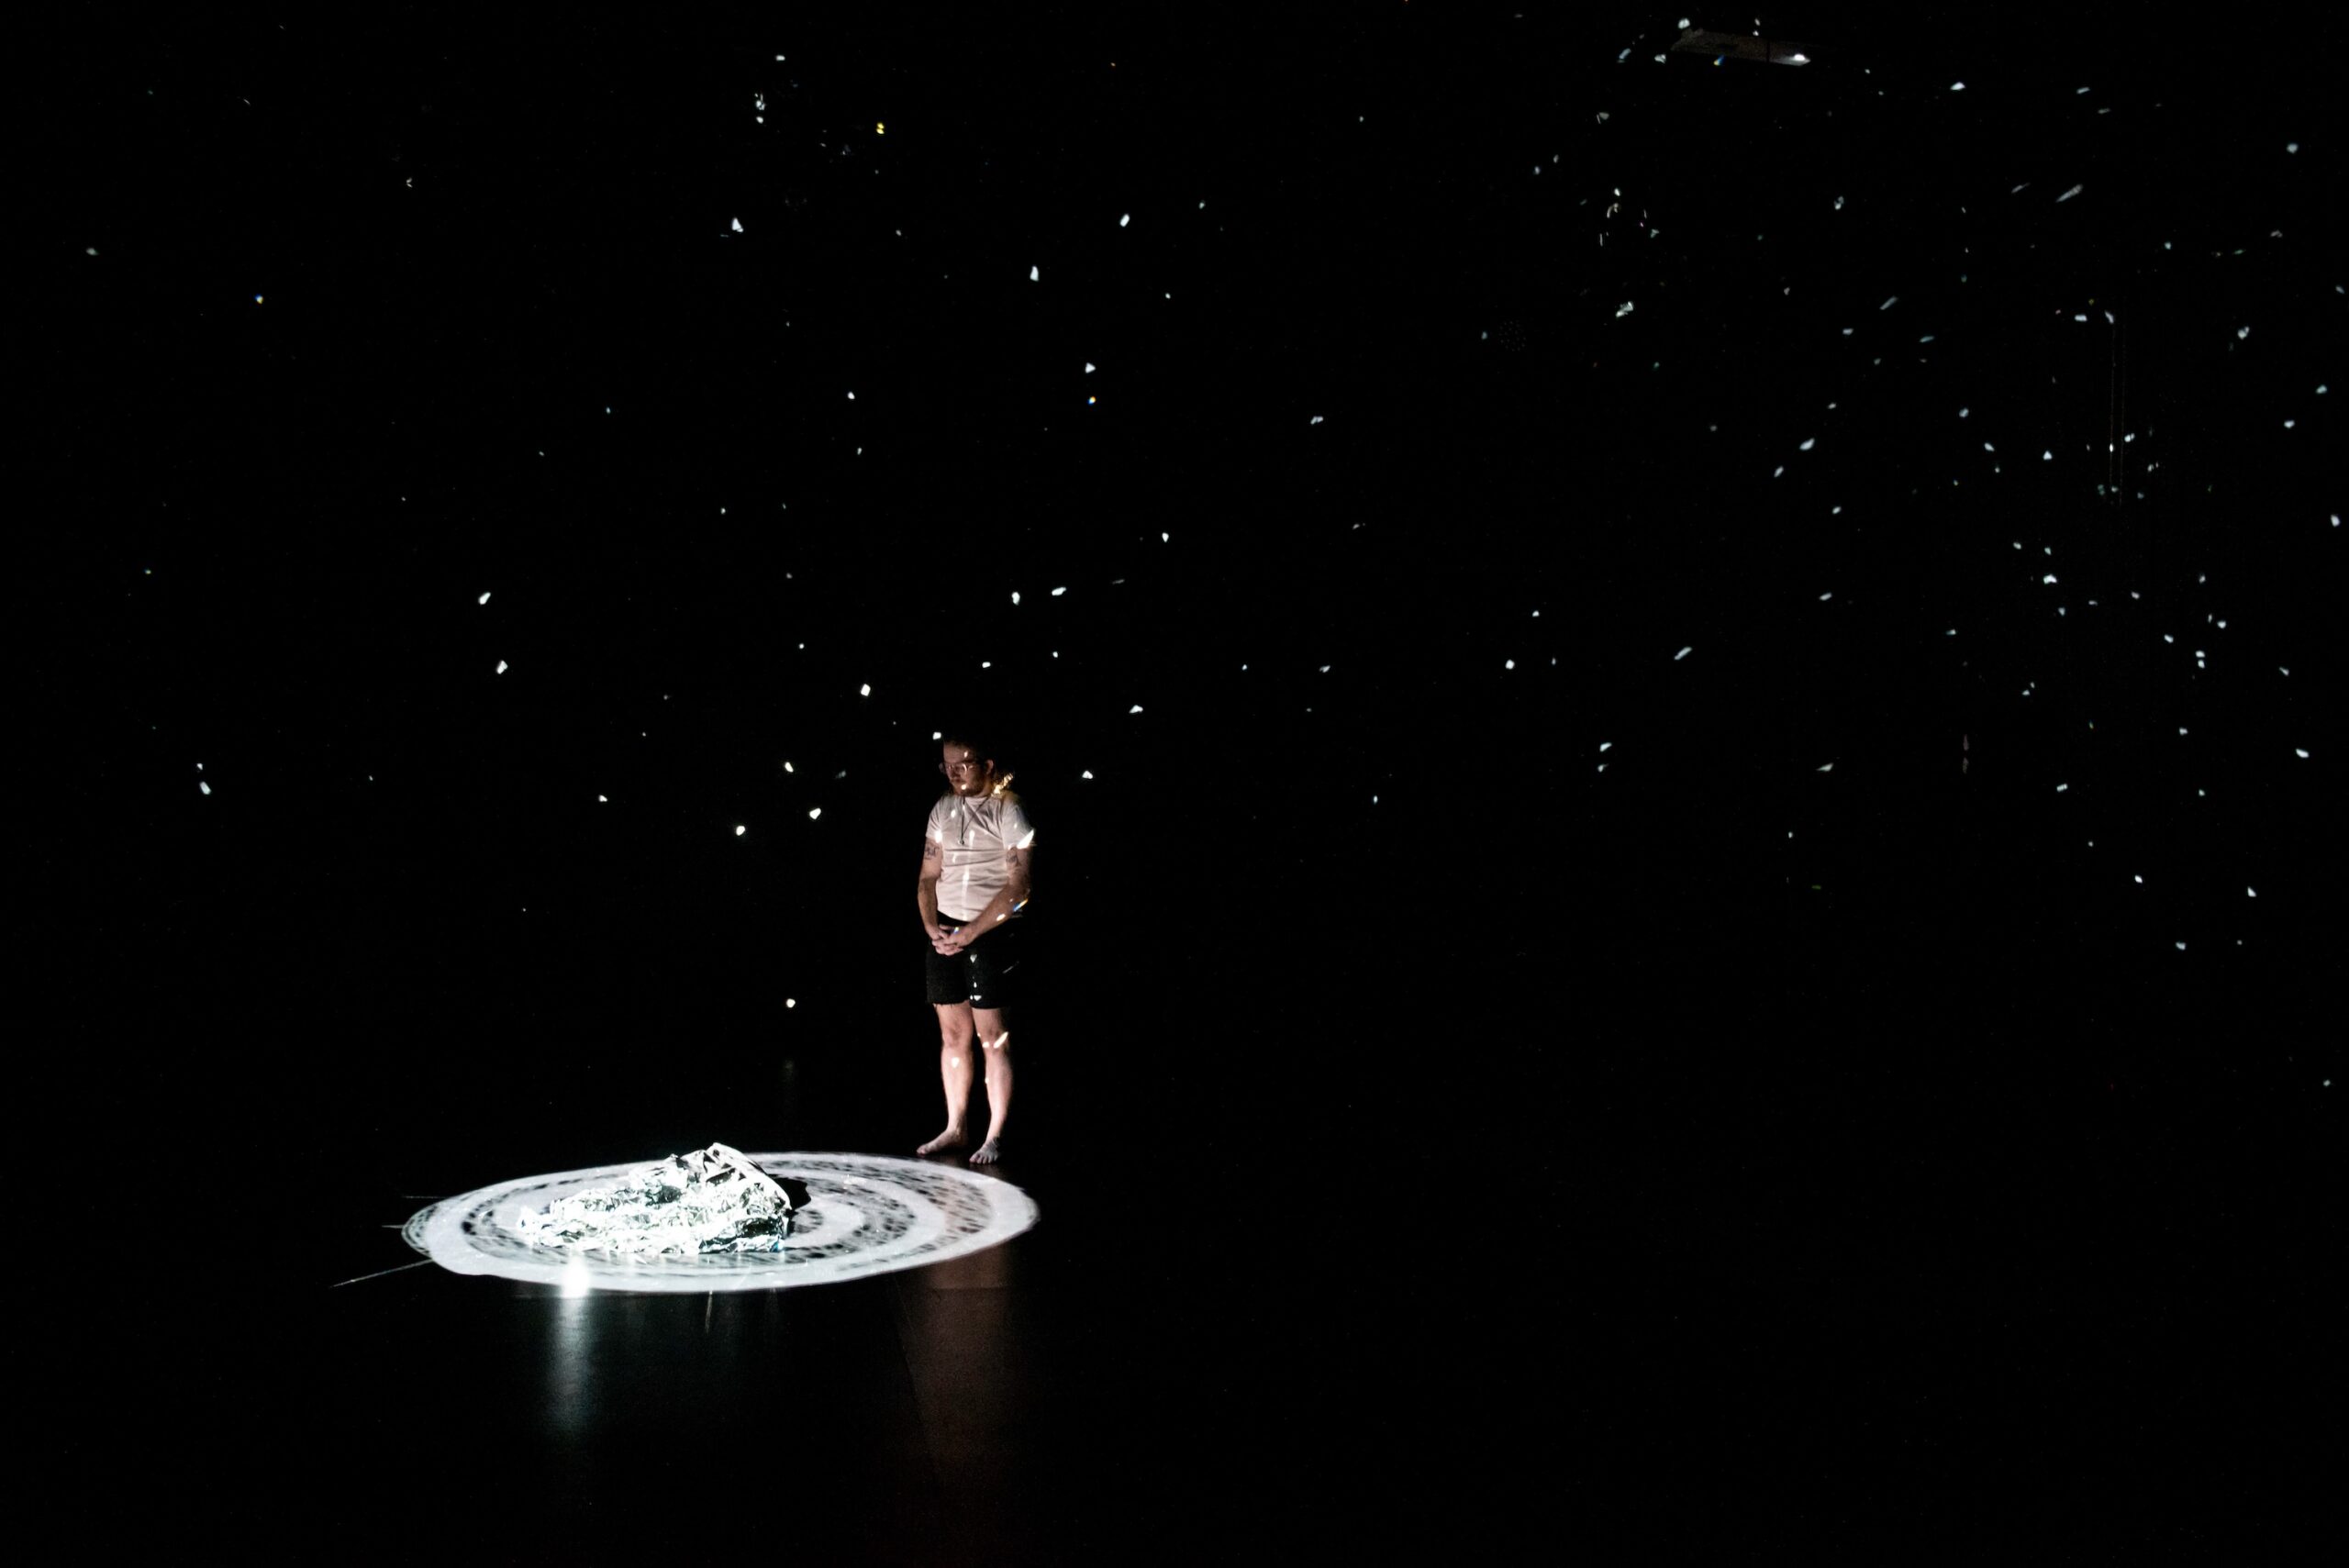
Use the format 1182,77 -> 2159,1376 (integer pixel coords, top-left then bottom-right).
924,912 -> 1026,1010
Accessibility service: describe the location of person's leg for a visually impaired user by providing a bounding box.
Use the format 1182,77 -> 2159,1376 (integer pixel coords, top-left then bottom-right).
969,1006 -> 1010,1163
918,1000 -> 976,1154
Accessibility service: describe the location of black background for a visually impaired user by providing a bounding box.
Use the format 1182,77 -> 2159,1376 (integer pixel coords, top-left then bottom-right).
24,6 -> 2343,1558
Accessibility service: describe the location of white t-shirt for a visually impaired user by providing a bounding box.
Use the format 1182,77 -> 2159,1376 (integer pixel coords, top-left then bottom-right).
926,789 -> 1037,921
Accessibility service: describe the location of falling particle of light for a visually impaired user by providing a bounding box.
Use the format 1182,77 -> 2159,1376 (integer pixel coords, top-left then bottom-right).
1819,593 -> 1833,602
1505,660 -> 1515,670
1817,762 -> 1833,773
1598,742 -> 1612,752
1085,362 -> 1096,373
735,825 -> 748,838
254,295 -> 264,304
1031,265 -> 1041,282
1120,214 -> 1130,227
1674,647 -> 1692,661
2058,184 -> 2083,202
1880,296 -> 1898,311
875,122 -> 885,134
859,684 -> 872,697
1960,408 -> 1970,418
1130,705 -> 1144,714
1950,81 -> 1965,91
1310,415 -> 1324,425
199,781 -> 211,795
2295,749 -> 2310,759
2043,451 -> 2054,461
2056,784 -> 2068,793
478,591 -> 492,605
496,660 -> 508,674
2247,887 -> 2258,898
1052,586 -> 1067,596
1799,437 -> 1816,450
847,390 -> 854,399
807,807 -> 822,820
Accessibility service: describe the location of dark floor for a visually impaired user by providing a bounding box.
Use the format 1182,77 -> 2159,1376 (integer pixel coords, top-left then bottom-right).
32,777 -> 2337,1562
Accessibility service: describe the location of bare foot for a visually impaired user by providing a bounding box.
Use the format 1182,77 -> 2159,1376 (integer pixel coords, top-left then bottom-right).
969,1138 -> 1001,1165
918,1128 -> 966,1156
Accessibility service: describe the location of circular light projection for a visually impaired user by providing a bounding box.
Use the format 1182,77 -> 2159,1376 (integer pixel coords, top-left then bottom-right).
405,1151 -> 1039,1293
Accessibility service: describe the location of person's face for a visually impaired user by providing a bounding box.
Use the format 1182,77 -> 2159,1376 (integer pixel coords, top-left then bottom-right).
941,744 -> 993,795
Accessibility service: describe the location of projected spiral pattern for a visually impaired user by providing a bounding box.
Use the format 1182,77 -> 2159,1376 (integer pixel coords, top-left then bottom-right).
404,1152 -> 1038,1293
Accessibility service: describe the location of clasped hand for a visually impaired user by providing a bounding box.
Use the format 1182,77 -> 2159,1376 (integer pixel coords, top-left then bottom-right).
931,926 -> 973,955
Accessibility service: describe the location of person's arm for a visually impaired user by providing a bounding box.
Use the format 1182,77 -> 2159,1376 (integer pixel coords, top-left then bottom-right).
957,844 -> 1032,942
918,837 -> 943,935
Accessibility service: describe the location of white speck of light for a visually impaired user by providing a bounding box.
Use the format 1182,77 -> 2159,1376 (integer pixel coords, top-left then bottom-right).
1951,81 -> 1965,91
496,660 -> 507,674
1880,296 -> 1898,310
1120,214 -> 1130,227
731,217 -> 742,232
1799,437 -> 1816,450
2058,184 -> 2083,202
1674,647 -> 1692,661
860,684 -> 872,696
1031,265 -> 1041,282
1130,705 -> 1144,714
1311,415 -> 1324,425
478,591 -> 492,605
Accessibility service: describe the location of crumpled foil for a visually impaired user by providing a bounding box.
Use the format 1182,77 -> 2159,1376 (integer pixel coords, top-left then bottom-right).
504,1142 -> 811,1256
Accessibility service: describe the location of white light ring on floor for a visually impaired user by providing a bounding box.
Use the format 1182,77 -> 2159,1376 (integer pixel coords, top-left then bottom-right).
403,1151 -> 1038,1293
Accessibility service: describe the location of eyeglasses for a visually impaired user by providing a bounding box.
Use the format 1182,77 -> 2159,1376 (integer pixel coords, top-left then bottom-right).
940,761 -> 988,774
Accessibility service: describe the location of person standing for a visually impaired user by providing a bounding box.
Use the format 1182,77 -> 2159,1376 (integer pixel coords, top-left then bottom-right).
916,732 -> 1035,1164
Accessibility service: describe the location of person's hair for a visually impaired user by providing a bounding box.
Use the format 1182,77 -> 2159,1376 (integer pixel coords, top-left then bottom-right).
941,728 -> 1018,804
